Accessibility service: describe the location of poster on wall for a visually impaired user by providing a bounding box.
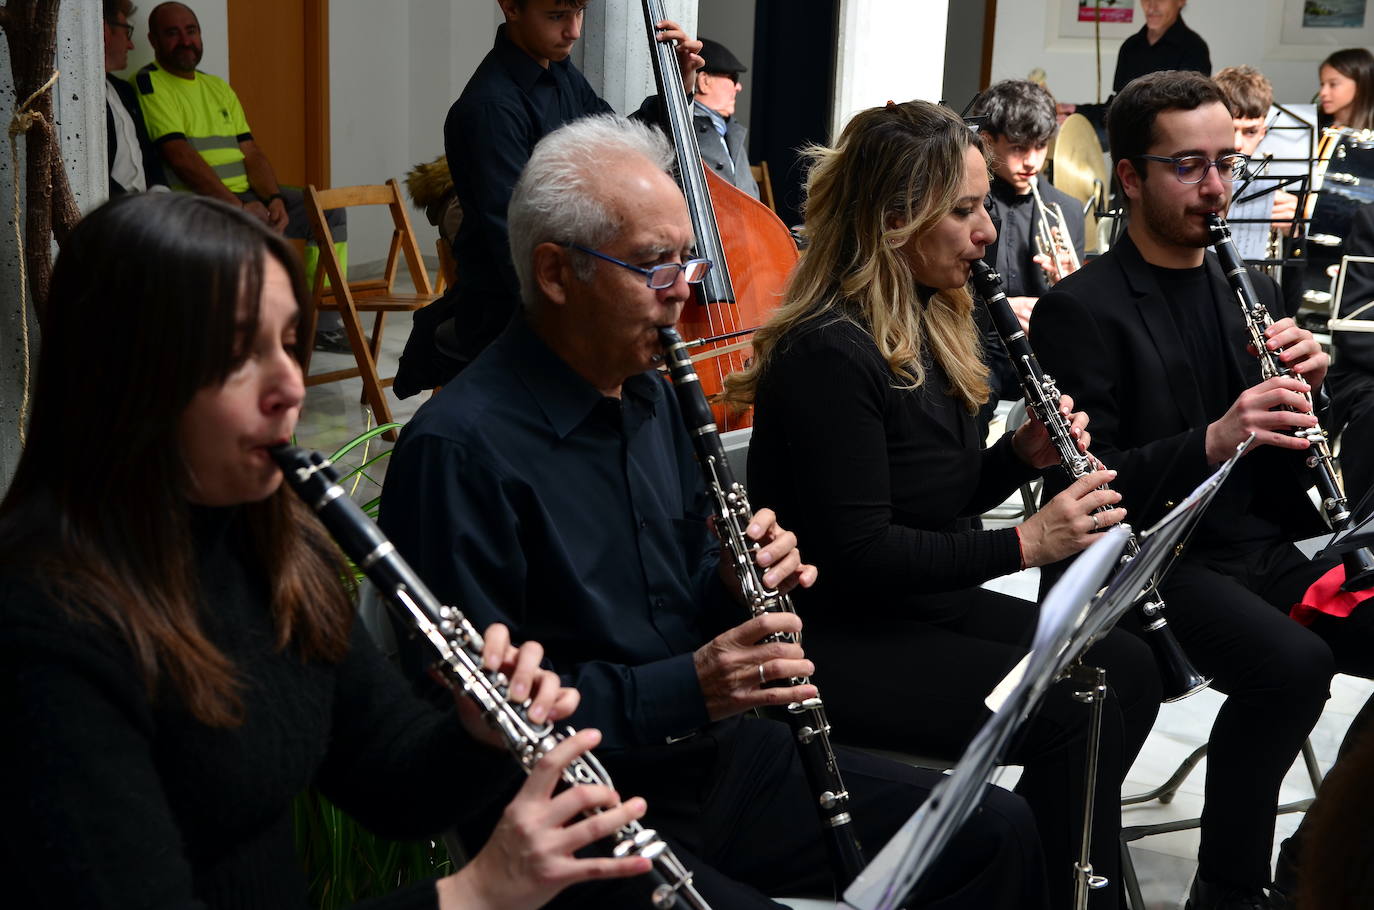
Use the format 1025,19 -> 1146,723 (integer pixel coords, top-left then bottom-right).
1280,0 -> 1374,50
1077,0 -> 1134,23
1055,0 -> 1139,41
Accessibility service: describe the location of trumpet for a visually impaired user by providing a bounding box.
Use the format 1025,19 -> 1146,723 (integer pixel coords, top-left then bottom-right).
1029,175 -> 1081,282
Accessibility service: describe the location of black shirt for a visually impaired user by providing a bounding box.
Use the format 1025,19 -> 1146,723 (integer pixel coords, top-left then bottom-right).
1152,262 -> 1286,557
443,25 -> 615,362
1113,16 -> 1211,93
747,311 -> 1038,624
379,318 -> 738,751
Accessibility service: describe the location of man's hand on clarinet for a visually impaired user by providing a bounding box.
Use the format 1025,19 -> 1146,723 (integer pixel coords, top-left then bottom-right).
693,613 -> 817,722
1205,375 -> 1320,463
717,507 -> 819,600
1252,317 -> 1329,390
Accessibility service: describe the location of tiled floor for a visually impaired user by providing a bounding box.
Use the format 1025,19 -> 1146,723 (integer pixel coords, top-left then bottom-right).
303,320 -> 1374,910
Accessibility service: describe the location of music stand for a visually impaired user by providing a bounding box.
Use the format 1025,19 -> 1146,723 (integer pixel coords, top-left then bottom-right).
840,439 -> 1252,910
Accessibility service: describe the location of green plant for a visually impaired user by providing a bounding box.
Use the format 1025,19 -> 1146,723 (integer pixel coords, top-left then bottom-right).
292,789 -> 452,908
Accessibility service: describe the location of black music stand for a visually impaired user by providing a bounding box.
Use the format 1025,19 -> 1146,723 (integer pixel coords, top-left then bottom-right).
839,439 -> 1252,910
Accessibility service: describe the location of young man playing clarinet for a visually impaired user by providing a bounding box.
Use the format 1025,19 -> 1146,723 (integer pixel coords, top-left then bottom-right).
1032,70 -> 1374,910
378,114 -> 1052,909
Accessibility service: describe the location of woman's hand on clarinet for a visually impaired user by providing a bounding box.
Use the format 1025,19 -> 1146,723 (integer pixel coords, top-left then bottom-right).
1017,469 -> 1125,567
693,612 -> 817,722
653,20 -> 704,94
452,624 -> 581,748
1011,393 -> 1092,470
437,728 -> 653,910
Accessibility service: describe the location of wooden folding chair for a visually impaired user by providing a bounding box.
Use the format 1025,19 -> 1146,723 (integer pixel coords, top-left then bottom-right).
301,178 -> 438,440
750,160 -> 777,213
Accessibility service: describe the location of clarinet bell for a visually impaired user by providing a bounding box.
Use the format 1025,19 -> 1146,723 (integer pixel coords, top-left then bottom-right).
1147,624 -> 1211,703
1340,548 -> 1374,593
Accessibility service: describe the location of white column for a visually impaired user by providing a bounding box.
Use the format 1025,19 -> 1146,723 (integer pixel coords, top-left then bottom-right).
833,0 -> 950,137
574,0 -> 699,116
0,3 -> 105,491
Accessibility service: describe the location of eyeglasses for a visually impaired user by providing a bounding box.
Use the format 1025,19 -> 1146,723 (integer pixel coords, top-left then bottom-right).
106,20 -> 134,38
563,243 -> 713,289
1135,153 -> 1250,184
708,72 -> 740,84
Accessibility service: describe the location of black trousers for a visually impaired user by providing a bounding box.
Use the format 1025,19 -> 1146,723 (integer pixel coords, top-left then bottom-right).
461,716 -> 1051,909
1161,541 -> 1374,889
803,587 -> 1161,910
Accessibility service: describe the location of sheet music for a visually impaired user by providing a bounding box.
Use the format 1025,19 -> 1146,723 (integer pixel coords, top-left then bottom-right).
1228,181 -> 1277,261
843,439 -> 1253,910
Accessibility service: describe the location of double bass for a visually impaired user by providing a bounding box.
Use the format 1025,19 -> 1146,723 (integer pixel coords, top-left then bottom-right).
641,1 -> 798,429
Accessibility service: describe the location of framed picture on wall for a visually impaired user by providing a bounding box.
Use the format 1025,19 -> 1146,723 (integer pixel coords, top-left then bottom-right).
1054,0 -> 1139,41
1276,0 -> 1374,55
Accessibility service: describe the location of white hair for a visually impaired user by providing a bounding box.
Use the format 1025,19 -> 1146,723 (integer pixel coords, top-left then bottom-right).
507,114 -> 676,309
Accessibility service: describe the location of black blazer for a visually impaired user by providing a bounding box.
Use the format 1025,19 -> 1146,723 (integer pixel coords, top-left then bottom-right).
1030,232 -> 1323,538
105,73 -> 166,195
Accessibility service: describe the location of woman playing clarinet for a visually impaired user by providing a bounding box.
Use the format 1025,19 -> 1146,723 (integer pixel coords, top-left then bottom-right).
0,192 -> 654,909
727,99 -> 1162,910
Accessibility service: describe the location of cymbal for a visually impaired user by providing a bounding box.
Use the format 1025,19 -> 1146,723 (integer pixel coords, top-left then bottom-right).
1049,114 -> 1110,251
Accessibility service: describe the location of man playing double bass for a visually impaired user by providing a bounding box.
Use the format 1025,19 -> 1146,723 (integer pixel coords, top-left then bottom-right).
393,0 -> 701,397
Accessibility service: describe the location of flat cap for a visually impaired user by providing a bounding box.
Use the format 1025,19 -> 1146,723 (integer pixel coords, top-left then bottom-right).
698,37 -> 747,75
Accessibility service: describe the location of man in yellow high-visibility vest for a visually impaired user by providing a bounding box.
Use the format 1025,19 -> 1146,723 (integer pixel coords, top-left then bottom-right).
135,1 -> 350,352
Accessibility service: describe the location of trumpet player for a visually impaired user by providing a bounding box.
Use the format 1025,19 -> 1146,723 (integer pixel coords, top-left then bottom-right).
973,80 -> 1087,415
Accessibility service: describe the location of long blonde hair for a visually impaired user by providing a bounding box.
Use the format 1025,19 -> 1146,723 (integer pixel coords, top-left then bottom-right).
725,100 -> 990,414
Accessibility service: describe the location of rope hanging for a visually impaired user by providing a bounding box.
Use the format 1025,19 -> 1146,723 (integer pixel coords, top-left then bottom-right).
7,68 -> 59,445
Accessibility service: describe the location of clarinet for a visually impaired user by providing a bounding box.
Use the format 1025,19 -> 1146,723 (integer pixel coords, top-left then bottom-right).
1206,214 -> 1374,591
656,328 -> 867,888
969,261 -> 1211,701
269,445 -> 712,910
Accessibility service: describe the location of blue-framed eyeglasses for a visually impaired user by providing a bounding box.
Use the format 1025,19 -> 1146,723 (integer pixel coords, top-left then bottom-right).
1135,153 -> 1250,184
562,243 -> 713,289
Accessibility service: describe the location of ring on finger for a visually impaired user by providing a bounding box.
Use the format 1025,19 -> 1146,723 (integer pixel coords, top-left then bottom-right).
758,663 -> 767,686
1090,513 -> 1100,531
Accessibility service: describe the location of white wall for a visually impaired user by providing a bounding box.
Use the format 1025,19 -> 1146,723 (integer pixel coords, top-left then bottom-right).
697,0 -> 756,127
330,1 -> 502,270
991,0 -> 1334,110
834,0 -> 950,136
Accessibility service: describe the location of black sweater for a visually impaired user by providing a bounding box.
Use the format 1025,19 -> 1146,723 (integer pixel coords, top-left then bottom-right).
747,313 -> 1038,624
0,507 -> 510,909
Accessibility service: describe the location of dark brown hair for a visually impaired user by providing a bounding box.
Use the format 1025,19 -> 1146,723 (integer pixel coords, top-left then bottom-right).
1321,47 -> 1374,131
0,193 -> 352,727
1214,65 -> 1273,121
103,0 -> 135,21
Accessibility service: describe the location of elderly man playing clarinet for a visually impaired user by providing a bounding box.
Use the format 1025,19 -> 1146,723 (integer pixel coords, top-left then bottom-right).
378,114 -> 1053,909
